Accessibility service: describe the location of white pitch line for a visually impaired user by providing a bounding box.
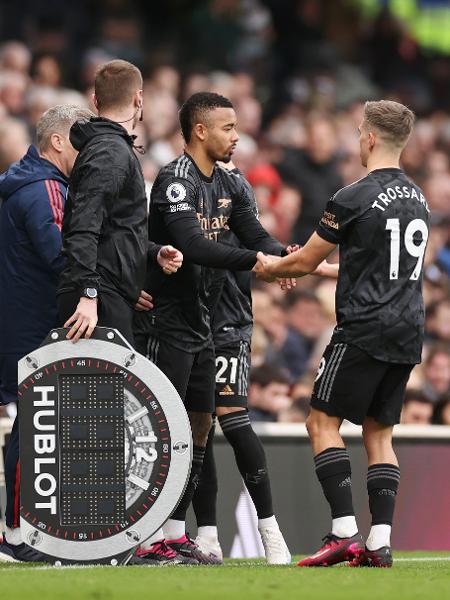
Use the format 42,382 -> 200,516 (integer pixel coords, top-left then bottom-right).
2,557 -> 450,572
395,557 -> 450,562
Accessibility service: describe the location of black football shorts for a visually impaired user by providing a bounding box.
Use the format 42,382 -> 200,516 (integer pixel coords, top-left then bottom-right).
311,342 -> 414,425
134,334 -> 215,414
215,341 -> 250,408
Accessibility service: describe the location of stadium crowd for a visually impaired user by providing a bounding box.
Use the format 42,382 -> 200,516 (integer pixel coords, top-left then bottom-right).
0,0 -> 449,425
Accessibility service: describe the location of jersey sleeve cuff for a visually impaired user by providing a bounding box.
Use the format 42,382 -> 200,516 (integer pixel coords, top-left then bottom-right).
316,225 -> 340,245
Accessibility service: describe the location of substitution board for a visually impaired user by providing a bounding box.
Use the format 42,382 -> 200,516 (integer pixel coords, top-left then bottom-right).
18,327 -> 192,565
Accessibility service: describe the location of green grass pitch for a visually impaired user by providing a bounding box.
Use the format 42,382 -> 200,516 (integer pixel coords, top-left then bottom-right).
2,553 -> 449,600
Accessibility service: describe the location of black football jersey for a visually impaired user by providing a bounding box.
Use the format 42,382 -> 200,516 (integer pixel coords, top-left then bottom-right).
210,169 -> 285,348
316,168 -> 430,364
133,154 -> 282,352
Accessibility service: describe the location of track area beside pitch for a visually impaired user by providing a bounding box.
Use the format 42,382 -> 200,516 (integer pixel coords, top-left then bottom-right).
2,553 -> 449,600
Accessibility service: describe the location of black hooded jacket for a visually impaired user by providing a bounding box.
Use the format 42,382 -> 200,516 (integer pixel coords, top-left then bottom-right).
58,117 -> 160,305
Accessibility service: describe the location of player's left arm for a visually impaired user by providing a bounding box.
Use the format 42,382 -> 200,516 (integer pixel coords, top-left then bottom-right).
228,180 -> 286,254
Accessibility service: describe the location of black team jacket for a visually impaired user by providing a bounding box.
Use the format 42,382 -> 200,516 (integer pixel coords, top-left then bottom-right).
58,117 -> 160,305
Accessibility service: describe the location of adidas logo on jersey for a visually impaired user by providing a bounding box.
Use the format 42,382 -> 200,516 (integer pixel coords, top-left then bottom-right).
219,385 -> 234,396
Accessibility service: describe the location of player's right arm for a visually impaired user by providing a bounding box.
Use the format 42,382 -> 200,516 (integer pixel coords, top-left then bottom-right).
254,188 -> 356,280
254,233 -> 337,280
151,175 -> 258,270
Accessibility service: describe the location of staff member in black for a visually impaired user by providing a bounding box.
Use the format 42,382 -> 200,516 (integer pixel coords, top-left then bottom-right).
58,60 -> 182,343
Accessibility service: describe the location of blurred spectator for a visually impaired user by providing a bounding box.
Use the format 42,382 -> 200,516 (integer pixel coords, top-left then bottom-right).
271,185 -> 302,245
278,375 -> 314,423
247,163 -> 281,213
98,15 -> 143,66
0,41 -> 31,75
400,390 -> 433,424
30,53 -> 62,88
275,290 -> 328,380
234,95 -> 261,137
276,113 -> 343,244
250,323 -> 270,368
144,90 -> 179,143
422,345 -> 450,402
0,70 -> 28,115
248,364 -> 291,422
0,118 -> 31,173
432,396 -> 450,425
24,86 -> 60,129
278,396 -> 310,423
426,300 -> 450,343
149,65 -> 180,96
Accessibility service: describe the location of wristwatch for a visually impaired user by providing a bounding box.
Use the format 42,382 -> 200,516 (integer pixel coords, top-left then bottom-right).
82,287 -> 98,300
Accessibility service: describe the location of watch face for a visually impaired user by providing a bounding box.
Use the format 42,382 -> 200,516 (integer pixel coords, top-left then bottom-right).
85,288 -> 97,299
18,329 -> 191,563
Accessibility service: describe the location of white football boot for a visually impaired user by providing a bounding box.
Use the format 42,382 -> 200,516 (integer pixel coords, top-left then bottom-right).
259,526 -> 291,565
194,534 -> 224,563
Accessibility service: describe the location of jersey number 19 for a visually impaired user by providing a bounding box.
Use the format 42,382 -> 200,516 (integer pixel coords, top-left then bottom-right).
386,218 -> 428,281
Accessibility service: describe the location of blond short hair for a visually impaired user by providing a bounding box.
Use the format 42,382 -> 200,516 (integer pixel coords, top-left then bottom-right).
363,100 -> 415,148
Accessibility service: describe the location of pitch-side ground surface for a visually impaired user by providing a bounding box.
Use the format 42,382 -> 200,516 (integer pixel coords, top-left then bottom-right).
2,552 -> 449,600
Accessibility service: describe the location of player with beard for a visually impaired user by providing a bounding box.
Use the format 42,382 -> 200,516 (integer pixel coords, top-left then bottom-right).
132,92 -> 292,565
191,162 -> 292,564
254,100 -> 428,568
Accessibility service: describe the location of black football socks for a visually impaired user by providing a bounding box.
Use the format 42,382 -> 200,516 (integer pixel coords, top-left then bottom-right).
193,424 -> 218,527
366,463 -> 400,550
219,411 -> 274,519
314,447 -> 358,538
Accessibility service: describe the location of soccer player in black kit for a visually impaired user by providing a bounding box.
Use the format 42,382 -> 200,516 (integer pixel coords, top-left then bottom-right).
191,162 -> 292,564
255,100 -> 429,568
133,92 -> 291,564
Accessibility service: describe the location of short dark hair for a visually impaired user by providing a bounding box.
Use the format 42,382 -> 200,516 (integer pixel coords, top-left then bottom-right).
95,59 -> 142,111
432,395 -> 450,424
250,364 -> 291,388
425,343 -> 450,367
179,92 -> 233,143
403,389 -> 433,406
284,289 -> 321,311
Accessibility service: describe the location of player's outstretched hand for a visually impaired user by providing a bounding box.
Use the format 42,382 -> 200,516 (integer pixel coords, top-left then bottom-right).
64,298 -> 98,343
135,290 -> 154,312
157,245 -> 183,275
253,252 -> 277,282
